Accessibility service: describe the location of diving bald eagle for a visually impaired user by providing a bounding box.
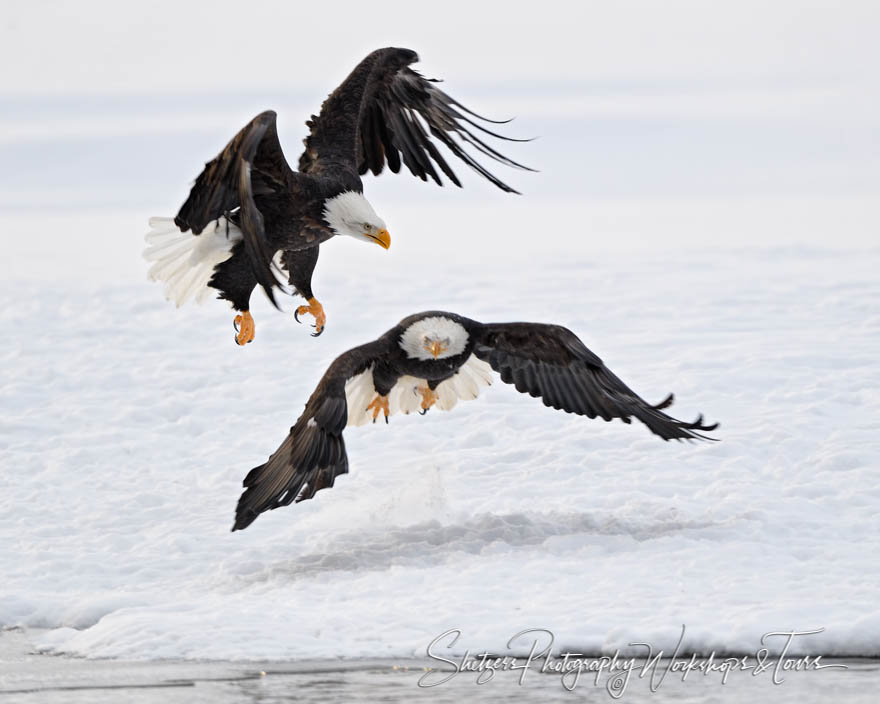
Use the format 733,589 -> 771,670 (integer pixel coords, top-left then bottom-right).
143,48 -> 530,344
232,311 -> 718,531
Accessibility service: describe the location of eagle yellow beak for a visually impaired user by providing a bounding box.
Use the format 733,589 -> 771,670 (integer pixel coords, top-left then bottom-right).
427,340 -> 448,359
368,228 -> 391,250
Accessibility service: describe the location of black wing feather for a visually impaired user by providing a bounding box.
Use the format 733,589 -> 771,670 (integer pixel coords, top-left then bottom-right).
233,340 -> 386,531
299,48 -> 532,192
473,323 -> 719,441
175,110 -> 295,308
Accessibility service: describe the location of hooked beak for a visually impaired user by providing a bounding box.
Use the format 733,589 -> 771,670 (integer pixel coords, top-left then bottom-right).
367,228 -> 391,250
427,340 -> 448,359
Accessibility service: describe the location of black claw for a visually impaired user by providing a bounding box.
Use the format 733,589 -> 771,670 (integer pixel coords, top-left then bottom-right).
233,318 -> 240,332
311,328 -> 324,338
247,339 -> 252,344
294,309 -> 302,324
419,408 -> 428,416
384,414 -> 389,425
234,334 -> 242,345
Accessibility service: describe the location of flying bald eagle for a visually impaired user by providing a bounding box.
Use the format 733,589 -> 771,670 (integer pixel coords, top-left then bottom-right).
143,48 -> 530,344
232,312 -> 718,530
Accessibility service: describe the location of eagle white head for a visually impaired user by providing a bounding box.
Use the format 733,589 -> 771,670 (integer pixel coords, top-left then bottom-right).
399,316 -> 469,361
322,191 -> 390,249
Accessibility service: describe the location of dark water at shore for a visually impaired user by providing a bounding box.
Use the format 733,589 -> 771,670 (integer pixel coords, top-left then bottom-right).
2,630 -> 878,703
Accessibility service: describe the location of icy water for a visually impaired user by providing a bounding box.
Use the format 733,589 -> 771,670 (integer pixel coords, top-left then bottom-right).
2,631 -> 878,703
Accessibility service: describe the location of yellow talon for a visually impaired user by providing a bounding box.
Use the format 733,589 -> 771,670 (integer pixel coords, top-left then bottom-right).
367,395 -> 390,424
295,297 -> 326,336
418,386 -> 437,412
234,311 -> 255,345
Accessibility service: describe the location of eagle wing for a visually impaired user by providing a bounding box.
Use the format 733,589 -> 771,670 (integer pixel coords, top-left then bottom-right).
472,323 -> 719,441
175,111 -> 296,306
299,47 -> 532,192
232,338 -> 388,531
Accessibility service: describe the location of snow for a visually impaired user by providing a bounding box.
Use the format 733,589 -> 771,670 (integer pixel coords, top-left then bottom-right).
1,205 -> 878,660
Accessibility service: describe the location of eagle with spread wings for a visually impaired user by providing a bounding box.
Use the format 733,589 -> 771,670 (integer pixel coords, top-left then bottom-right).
143,48 -> 531,344
233,311 -> 718,530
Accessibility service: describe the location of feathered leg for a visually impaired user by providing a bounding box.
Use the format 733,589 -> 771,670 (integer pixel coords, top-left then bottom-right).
209,243 -> 260,345
284,247 -> 326,337
366,362 -> 400,424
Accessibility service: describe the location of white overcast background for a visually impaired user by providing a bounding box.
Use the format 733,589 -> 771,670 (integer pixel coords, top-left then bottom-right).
1,0 -> 878,273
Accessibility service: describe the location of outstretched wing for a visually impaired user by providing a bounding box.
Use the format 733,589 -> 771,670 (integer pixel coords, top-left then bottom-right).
299,47 -> 532,193
232,339 -> 386,531
175,111 -> 295,306
472,323 -> 719,441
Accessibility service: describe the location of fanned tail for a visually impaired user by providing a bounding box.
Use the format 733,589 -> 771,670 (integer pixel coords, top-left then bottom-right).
143,216 -> 242,307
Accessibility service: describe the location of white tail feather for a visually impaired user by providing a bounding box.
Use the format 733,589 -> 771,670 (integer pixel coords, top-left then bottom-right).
345,356 -> 494,427
143,217 -> 241,307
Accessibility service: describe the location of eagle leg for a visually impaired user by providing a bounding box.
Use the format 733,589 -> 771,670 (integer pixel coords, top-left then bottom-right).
366,394 -> 390,424
233,311 -> 255,345
418,386 -> 437,415
294,297 -> 326,337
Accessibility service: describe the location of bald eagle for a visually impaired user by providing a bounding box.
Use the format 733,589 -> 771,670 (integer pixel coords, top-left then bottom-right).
143,48 -> 530,344
232,312 -> 718,530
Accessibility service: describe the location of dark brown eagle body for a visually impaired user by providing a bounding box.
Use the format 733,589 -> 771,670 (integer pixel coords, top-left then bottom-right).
173,111 -> 346,310
232,312 -> 718,531
193,165 -> 336,311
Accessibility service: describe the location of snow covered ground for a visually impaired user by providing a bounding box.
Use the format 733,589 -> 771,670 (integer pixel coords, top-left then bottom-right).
1,201 -> 878,660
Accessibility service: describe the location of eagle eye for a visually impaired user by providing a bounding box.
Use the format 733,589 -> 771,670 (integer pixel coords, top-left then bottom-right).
363,222 -> 372,231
